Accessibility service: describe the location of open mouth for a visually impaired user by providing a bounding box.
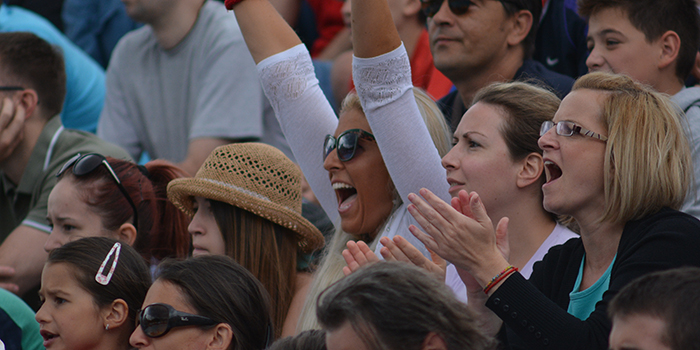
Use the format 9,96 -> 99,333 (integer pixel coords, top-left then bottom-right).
544,160 -> 562,183
333,182 -> 357,211
41,330 -> 58,343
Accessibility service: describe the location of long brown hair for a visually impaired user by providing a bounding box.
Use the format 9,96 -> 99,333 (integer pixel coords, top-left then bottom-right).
210,200 -> 298,339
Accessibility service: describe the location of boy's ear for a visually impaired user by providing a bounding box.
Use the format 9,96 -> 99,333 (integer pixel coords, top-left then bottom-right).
657,30 -> 681,71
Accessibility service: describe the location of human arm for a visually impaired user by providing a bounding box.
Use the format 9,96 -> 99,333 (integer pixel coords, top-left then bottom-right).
0,226 -> 48,296
176,138 -> 233,176
281,271 -> 314,337
230,0 -> 340,221
350,0 -> 450,205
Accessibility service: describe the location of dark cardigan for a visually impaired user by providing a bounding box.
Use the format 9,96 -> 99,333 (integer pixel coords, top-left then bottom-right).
487,207 -> 700,350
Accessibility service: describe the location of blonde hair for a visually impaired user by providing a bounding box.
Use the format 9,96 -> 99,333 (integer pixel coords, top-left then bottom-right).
573,72 -> 692,225
296,89 -> 451,331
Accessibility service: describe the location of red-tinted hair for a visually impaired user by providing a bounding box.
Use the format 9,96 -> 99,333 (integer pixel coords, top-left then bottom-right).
58,157 -> 191,261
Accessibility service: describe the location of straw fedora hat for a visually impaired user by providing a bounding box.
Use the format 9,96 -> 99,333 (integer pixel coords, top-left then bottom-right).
167,143 -> 324,253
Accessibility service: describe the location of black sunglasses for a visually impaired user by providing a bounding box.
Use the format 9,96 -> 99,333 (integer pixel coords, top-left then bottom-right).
136,303 -> 218,338
56,153 -> 139,229
420,0 -> 508,17
323,129 -> 376,162
0,86 -> 24,91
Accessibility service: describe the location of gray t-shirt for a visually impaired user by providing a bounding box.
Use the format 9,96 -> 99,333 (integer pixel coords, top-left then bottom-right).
98,0 -> 268,163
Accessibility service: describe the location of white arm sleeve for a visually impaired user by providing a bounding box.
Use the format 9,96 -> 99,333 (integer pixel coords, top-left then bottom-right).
257,44 -> 340,223
352,44 -> 451,205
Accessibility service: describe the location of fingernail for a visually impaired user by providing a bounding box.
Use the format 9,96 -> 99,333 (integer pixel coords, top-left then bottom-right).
408,193 -> 415,201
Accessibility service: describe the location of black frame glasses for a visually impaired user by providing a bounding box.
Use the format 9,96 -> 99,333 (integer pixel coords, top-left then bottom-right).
56,153 -> 139,229
0,86 -> 24,91
137,303 -> 218,338
540,121 -> 608,141
419,0 -> 509,17
420,0 -> 474,17
323,129 -> 376,162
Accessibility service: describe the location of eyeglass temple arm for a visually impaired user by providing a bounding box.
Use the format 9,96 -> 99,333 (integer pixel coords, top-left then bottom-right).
101,160 -> 140,228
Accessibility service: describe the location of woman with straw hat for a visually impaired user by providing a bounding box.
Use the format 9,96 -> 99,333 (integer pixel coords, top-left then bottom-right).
167,142 -> 325,340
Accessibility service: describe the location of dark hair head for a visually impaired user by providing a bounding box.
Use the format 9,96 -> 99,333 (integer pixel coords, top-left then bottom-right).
209,200 -> 298,338
578,0 -> 700,81
58,157 -> 191,261
317,262 -> 495,350
608,267 -> 700,350
156,255 -> 273,350
46,237 -> 151,336
501,0 -> 542,58
268,330 -> 327,350
0,32 -> 66,117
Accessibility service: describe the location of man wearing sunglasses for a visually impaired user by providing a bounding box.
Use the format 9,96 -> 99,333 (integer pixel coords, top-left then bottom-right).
0,33 -> 131,303
427,0 -> 574,130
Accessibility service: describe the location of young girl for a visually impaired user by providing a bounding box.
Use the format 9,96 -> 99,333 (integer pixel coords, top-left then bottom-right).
36,236 -> 151,350
167,142 -> 325,338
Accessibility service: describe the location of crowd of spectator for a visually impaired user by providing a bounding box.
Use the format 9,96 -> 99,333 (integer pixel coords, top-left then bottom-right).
1,0 -> 700,349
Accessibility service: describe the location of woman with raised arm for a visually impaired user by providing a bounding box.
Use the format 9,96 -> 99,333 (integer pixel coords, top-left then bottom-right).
408,72 -> 700,350
226,0 -> 451,332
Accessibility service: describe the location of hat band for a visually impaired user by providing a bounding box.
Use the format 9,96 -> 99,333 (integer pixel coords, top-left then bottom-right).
199,178 -> 295,213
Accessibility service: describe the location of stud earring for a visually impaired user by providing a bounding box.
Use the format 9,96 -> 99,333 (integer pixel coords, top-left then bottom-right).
105,324 -> 110,331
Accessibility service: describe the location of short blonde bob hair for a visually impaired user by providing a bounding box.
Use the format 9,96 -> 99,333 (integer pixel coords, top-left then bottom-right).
574,72 -> 692,225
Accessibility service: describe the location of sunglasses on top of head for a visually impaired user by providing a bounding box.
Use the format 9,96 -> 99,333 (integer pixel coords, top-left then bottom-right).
323,129 -> 376,162
56,153 -> 140,229
136,303 -> 218,338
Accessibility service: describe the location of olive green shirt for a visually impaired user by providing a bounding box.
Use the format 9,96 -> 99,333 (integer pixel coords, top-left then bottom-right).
0,117 -> 131,241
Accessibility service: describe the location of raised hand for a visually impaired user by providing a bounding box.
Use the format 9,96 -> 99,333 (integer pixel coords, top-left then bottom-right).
377,236 -> 447,281
0,98 -> 25,163
342,240 -> 380,276
406,188 -> 510,288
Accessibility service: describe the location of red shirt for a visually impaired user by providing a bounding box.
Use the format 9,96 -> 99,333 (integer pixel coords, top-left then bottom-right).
306,0 -> 345,57
350,29 -> 453,100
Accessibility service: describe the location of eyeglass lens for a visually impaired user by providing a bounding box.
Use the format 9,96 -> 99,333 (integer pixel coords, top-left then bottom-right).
324,133 -> 360,162
421,0 -> 473,17
140,305 -> 170,337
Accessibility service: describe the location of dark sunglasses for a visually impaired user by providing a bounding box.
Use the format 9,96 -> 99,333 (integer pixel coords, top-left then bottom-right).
136,303 -> 218,338
420,0 -> 509,17
323,129 -> 376,162
56,153 -> 139,229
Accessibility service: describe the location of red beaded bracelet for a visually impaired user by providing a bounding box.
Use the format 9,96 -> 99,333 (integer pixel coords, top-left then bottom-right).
224,0 -> 243,10
483,266 -> 518,295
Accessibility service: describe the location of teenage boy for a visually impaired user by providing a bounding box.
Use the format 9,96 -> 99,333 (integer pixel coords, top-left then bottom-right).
608,267 -> 700,350
579,0 -> 700,218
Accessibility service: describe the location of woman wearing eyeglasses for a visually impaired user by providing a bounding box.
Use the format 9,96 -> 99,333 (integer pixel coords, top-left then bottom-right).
406,72 -> 700,349
225,0 -> 452,332
45,153 -> 191,265
130,255 -> 273,350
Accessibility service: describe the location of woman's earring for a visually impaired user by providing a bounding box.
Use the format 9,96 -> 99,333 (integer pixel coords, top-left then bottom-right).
105,324 -> 110,331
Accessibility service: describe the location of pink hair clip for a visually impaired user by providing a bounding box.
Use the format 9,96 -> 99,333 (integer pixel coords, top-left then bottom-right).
95,242 -> 121,285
